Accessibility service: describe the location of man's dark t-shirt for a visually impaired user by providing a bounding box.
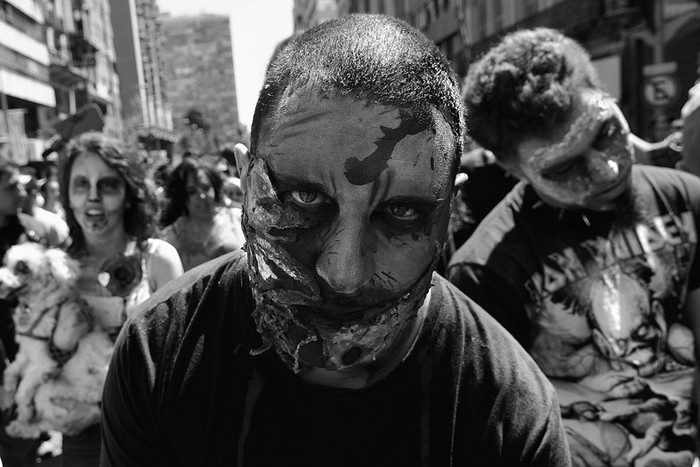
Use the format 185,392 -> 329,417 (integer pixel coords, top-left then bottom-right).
100,252 -> 570,466
448,165 -> 700,466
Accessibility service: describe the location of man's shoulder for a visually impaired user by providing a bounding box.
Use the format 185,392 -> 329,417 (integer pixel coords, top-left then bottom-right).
128,250 -> 249,334
430,274 -> 553,387
448,184 -> 532,269
634,163 -> 700,189
431,274 -> 518,345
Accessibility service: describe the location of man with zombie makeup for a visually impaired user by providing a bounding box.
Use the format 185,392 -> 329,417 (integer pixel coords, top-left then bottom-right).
448,28 -> 700,466
100,15 -> 570,466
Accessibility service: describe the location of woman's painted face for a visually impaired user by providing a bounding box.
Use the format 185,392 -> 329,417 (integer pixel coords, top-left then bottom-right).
68,151 -> 127,238
243,90 -> 456,372
512,90 -> 635,212
185,169 -> 217,219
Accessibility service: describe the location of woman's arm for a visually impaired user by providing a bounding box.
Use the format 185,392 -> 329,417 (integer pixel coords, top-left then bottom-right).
148,240 -> 184,291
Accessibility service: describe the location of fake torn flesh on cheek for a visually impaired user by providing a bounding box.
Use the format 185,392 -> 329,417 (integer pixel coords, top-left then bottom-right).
243,158 -> 435,373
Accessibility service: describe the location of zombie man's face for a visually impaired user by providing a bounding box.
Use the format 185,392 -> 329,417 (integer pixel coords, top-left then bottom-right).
510,90 -> 635,212
242,90 -> 456,373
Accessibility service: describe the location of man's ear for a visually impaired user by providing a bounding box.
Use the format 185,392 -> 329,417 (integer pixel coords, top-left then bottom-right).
453,173 -> 468,196
233,143 -> 251,194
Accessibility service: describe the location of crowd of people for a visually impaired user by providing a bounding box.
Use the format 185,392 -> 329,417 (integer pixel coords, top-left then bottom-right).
0,133 -> 245,466
0,12 -> 699,467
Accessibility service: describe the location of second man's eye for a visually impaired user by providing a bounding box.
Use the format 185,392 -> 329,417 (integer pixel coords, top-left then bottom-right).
386,204 -> 420,221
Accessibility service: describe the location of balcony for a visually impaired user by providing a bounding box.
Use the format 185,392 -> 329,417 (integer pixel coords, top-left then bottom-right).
69,32 -> 97,67
49,47 -> 86,87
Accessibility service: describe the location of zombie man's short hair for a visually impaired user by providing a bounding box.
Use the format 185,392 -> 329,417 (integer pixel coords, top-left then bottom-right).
250,14 -> 464,166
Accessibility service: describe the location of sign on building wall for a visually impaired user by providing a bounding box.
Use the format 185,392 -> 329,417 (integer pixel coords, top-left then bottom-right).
642,62 -> 681,109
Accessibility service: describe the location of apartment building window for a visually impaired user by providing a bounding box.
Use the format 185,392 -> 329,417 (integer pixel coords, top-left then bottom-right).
524,0 -> 538,16
1,2 -> 43,42
427,1 -> 435,23
416,8 -> 428,29
472,0 -> 485,40
395,0 -> 405,18
493,0 -> 502,30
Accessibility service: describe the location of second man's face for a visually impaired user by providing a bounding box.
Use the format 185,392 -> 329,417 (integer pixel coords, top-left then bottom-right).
511,89 -> 635,212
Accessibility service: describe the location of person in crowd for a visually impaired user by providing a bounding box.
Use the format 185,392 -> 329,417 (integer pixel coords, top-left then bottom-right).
220,145 -> 240,178
447,27 -> 700,466
19,172 -> 68,247
55,131 -> 183,465
159,158 -> 245,271
41,176 -> 65,220
0,161 -> 69,466
222,176 -> 244,208
100,15 -> 570,466
151,163 -> 172,216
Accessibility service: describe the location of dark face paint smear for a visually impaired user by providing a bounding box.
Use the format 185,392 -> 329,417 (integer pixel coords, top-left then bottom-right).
344,112 -> 426,186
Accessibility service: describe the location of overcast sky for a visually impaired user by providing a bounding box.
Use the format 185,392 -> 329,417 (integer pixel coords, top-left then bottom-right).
156,0 -> 294,130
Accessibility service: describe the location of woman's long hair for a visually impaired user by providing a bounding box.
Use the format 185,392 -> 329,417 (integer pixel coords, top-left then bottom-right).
160,158 -> 224,227
58,132 -> 158,256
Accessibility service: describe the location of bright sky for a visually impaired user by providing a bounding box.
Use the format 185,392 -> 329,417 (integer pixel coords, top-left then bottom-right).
156,0 -> 294,130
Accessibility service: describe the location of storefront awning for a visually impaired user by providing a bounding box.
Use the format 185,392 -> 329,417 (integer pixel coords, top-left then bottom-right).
137,126 -> 181,146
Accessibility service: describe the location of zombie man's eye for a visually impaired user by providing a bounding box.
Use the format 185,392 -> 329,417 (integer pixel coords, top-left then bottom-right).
289,190 -> 329,206
386,205 -> 419,220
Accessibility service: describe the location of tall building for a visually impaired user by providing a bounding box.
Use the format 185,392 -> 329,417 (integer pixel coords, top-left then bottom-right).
159,13 -> 241,153
45,0 -> 85,120
0,0 -> 56,164
0,0 -> 121,165
71,0 -> 122,136
110,0 -> 176,155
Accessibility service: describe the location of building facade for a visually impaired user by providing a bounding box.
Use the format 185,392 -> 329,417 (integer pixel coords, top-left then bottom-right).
159,13 -> 241,154
456,0 -> 700,142
1,0 -> 57,164
345,0 -> 466,78
0,0 -> 122,165
292,0 -> 700,146
71,0 -> 122,136
294,0 -> 343,31
110,0 -> 175,155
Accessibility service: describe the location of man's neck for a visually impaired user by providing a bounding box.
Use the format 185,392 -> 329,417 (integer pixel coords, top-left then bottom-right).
298,289 -> 431,390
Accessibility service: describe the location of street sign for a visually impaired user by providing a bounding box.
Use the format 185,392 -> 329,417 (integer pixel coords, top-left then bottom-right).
642,74 -> 680,108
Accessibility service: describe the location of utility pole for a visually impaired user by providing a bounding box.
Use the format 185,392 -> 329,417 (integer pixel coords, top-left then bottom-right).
0,66 -> 10,136
652,0 -> 666,121
0,66 -> 11,162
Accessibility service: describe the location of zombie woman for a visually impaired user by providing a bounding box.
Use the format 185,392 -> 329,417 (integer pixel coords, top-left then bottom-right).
57,131 -> 183,465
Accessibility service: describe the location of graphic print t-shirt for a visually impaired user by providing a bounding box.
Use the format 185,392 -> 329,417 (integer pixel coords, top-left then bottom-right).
448,165 -> 700,466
